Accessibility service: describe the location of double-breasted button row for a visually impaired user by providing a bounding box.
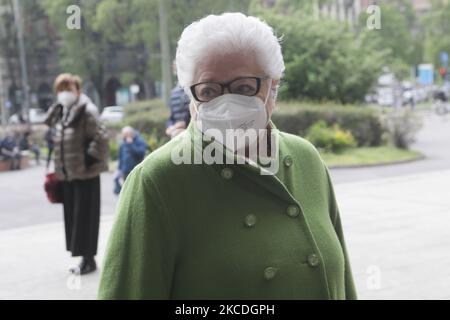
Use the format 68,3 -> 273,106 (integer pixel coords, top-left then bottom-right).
263,267 -> 278,280
221,167 -> 234,180
283,155 -> 293,167
307,254 -> 320,267
286,205 -> 300,218
244,214 -> 257,228
263,255 -> 319,281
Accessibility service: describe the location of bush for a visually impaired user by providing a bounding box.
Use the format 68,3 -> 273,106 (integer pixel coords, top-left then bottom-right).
124,99 -> 166,117
111,99 -> 385,152
380,108 -> 423,149
109,139 -> 119,161
140,130 -> 170,152
272,102 -> 383,147
306,120 -> 356,153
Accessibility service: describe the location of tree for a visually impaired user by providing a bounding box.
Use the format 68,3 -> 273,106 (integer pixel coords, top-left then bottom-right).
0,0 -> 55,113
42,0 -> 252,103
357,0 -> 421,79
40,0 -> 113,105
423,0 -> 450,72
255,12 -> 386,103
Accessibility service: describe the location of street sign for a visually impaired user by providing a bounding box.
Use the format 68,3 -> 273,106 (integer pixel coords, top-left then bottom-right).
116,87 -> 130,106
440,51 -> 449,67
418,64 -> 434,85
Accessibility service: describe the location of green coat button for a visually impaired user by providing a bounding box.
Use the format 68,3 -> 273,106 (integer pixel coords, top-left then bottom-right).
263,267 -> 278,280
244,214 -> 257,228
307,254 -> 320,267
221,168 -> 234,180
287,205 -> 300,218
284,155 -> 293,167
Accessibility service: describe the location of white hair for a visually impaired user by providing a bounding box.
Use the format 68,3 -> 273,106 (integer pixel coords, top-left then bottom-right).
175,12 -> 285,90
121,126 -> 135,136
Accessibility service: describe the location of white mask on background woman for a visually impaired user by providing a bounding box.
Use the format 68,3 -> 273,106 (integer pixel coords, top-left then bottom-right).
57,91 -> 78,108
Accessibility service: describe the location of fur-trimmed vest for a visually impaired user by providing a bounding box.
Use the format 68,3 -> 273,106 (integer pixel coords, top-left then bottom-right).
45,94 -> 109,181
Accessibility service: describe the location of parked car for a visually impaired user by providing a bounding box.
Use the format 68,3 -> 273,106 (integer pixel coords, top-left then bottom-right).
29,108 -> 47,124
8,114 -> 21,125
376,87 -> 394,106
100,106 -> 124,123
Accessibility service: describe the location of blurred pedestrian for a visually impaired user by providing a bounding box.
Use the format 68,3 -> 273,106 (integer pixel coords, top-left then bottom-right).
44,73 -> 109,275
0,131 -> 21,170
166,70 -> 191,139
19,131 -> 41,165
114,126 -> 148,194
44,127 -> 55,170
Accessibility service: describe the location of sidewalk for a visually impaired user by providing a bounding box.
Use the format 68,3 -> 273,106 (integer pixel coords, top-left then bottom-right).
1,169 -> 450,299
0,216 -> 114,300
338,169 -> 450,299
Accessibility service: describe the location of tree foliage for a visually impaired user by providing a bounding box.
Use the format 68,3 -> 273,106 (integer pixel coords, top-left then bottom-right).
423,0 -> 450,69
260,13 -> 386,103
357,0 -> 421,79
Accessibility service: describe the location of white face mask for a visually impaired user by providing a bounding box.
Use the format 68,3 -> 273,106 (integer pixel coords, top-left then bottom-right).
194,85 -> 271,152
57,91 -> 78,108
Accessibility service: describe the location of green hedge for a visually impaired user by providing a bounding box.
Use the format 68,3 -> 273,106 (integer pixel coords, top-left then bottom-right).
109,99 -> 384,149
273,102 -> 383,147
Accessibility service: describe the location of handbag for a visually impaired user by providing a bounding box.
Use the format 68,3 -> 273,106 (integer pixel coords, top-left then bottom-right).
44,172 -> 64,204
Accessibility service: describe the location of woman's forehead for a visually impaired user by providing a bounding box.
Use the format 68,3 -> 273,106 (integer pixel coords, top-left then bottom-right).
193,51 -> 264,84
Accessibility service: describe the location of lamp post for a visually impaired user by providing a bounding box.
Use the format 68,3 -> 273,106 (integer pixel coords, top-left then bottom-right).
158,0 -> 173,105
0,59 -> 7,127
13,0 -> 30,125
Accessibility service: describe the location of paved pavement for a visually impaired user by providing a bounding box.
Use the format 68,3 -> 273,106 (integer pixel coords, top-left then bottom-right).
331,112 -> 450,183
1,111 -> 450,299
0,166 -> 117,231
1,168 -> 450,299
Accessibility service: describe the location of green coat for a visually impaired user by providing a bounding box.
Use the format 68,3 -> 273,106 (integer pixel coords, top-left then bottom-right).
98,122 -> 357,300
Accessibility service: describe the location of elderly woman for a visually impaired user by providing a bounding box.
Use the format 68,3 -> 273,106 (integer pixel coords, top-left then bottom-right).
98,13 -> 356,300
45,73 -> 109,275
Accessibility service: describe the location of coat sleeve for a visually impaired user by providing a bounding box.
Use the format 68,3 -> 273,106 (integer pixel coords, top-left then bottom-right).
44,103 -> 61,127
97,165 -> 178,299
126,138 -> 148,159
84,110 -> 108,161
324,165 -> 358,300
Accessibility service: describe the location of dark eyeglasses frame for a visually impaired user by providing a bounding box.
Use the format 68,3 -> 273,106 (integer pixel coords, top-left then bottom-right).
190,76 -> 267,103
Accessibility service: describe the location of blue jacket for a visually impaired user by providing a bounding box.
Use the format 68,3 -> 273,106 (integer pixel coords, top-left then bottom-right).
0,136 -> 17,155
118,133 -> 148,175
167,84 -> 191,127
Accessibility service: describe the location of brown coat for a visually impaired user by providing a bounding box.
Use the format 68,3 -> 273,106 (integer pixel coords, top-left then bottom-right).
45,94 -> 109,181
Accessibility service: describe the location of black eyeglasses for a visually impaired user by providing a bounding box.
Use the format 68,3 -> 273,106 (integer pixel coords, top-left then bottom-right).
190,76 -> 267,103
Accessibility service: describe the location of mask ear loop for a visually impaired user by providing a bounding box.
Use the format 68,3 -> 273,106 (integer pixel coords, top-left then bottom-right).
263,78 -> 272,124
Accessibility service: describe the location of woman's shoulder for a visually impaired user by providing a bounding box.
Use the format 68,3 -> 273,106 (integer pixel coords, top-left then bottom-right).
278,130 -> 323,163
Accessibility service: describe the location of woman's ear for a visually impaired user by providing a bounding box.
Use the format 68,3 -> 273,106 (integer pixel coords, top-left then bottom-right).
189,100 -> 197,119
271,79 -> 280,101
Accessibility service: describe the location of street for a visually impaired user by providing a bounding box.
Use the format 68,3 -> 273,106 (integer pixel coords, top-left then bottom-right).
0,112 -> 450,299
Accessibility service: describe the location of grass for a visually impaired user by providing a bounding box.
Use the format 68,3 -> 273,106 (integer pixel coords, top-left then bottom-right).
320,146 -> 423,168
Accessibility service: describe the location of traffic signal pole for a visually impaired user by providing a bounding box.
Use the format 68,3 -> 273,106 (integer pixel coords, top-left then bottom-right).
159,0 -> 173,106
13,0 -> 30,125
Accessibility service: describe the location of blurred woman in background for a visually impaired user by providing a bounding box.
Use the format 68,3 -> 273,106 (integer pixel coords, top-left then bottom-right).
45,73 -> 109,275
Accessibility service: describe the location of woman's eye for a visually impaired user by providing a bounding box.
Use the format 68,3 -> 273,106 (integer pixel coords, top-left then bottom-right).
201,87 -> 217,97
235,85 -> 255,95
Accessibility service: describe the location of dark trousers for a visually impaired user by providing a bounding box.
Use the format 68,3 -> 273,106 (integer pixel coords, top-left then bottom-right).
62,176 -> 101,257
46,147 -> 53,169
